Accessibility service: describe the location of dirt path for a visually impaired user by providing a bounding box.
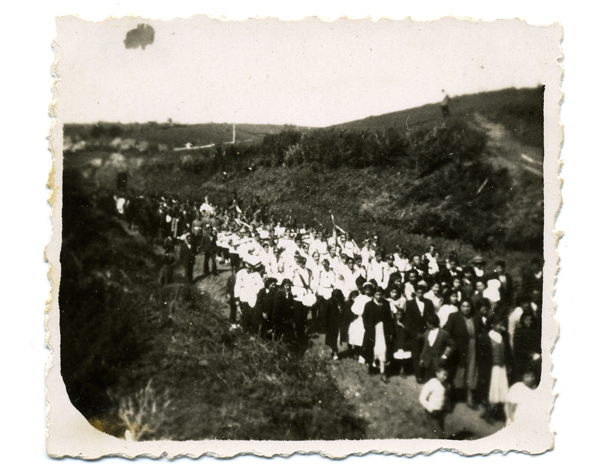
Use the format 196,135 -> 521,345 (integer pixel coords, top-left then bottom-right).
191,257 -> 504,441
473,112 -> 544,178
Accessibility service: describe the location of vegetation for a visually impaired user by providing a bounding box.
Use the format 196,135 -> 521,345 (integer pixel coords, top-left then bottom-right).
64,86 -> 544,263
59,86 -> 544,441
60,172 -> 366,440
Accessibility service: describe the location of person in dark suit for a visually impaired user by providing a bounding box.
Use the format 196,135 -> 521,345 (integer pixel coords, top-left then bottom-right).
437,255 -> 463,287
404,283 -> 436,383
255,277 -> 278,335
179,233 -> 197,283
324,289 -> 346,360
444,299 -> 485,408
225,271 -> 237,324
202,226 -> 218,276
419,314 -> 454,381
159,244 -> 177,285
512,310 -> 541,384
271,279 -> 296,342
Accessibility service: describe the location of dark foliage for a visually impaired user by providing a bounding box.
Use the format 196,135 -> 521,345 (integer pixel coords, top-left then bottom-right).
60,170 -> 365,440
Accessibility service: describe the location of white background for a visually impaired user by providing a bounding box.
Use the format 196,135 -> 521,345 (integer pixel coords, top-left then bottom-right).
0,1 -> 594,469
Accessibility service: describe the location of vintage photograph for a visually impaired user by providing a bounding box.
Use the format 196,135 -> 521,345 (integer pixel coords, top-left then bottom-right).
47,16 -> 561,457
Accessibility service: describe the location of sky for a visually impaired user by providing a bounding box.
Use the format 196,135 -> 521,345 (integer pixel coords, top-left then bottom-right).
55,16 -> 558,127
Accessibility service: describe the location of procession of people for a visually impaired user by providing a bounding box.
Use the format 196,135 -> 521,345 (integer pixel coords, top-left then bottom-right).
117,190 -> 543,433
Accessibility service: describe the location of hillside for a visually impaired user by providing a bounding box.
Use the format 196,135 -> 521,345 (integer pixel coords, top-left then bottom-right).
64,86 -> 544,263
331,86 -> 544,150
60,171 -> 367,440
60,170 -> 502,441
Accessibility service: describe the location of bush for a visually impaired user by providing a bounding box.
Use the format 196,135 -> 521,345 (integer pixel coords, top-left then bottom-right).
284,142 -> 303,167
405,118 -> 488,177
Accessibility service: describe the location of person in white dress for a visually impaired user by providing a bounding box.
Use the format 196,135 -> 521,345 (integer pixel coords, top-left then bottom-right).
504,369 -> 538,426
419,365 -> 450,438
393,247 -> 411,273
367,250 -> 387,288
424,282 -> 444,314
234,262 -> 264,333
348,282 -> 374,363
387,286 -> 407,315
437,289 -> 460,328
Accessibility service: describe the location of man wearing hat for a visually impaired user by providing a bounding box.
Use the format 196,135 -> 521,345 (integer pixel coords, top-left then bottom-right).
472,255 -> 488,279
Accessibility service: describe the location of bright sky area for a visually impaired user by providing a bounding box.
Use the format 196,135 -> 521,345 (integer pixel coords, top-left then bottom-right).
56,16 -> 554,127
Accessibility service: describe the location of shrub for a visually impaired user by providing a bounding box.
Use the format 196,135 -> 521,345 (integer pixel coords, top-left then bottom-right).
406,118 -> 488,177
284,142 -> 303,167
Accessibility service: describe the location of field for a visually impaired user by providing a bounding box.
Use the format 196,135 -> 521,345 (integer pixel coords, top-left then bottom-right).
65,121 -> 305,148
60,86 -> 544,440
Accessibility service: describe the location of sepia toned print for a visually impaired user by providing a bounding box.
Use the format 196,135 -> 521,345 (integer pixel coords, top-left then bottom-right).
47,15 -> 561,458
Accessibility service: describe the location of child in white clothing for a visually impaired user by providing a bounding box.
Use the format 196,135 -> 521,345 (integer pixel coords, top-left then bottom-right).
419,365 -> 450,438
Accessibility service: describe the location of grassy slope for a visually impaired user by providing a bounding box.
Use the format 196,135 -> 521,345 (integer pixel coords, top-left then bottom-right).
60,177 -> 366,441
331,87 -> 544,147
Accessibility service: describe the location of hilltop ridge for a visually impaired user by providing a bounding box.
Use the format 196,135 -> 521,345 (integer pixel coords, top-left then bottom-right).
331,87 -> 544,150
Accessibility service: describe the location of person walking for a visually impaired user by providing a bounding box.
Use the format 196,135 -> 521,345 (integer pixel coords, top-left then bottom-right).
179,233 -> 197,283
202,226 -> 219,276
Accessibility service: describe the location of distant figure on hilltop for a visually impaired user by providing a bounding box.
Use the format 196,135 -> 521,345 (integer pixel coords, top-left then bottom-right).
441,90 -> 451,119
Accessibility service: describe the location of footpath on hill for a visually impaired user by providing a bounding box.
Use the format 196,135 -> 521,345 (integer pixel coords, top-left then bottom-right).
191,257 -> 504,441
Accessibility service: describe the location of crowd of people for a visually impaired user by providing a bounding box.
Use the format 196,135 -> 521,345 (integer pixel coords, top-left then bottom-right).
116,191 -> 543,432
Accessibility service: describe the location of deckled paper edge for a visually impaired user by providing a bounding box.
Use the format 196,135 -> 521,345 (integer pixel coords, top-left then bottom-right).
46,14 -> 563,459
